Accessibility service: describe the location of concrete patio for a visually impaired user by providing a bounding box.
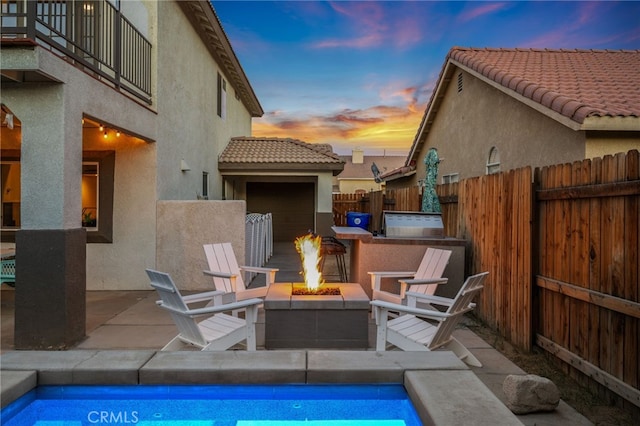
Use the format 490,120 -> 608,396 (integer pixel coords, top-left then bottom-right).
0,242 -> 591,425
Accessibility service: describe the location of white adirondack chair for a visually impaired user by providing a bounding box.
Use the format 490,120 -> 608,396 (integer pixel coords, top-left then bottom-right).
203,242 -> 278,304
146,269 -> 262,351
371,271 -> 488,367
368,247 -> 452,307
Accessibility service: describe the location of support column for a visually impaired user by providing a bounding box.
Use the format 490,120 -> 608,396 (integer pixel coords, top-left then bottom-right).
15,229 -> 86,349
4,83 -> 87,349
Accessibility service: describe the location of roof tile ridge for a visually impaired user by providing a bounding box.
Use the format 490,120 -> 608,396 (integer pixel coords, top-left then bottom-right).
284,138 -> 342,161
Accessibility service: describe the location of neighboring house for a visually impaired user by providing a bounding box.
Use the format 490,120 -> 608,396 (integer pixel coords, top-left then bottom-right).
335,148 -> 405,194
1,0 -> 262,348
383,48 -> 640,187
219,137 -> 344,241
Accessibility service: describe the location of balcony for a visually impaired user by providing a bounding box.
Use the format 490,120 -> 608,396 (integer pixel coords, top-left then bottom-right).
1,0 -> 151,104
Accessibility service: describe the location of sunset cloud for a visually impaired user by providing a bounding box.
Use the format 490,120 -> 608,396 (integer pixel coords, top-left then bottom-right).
213,0 -> 640,155
252,95 -> 428,155
457,2 -> 509,23
310,1 -> 424,50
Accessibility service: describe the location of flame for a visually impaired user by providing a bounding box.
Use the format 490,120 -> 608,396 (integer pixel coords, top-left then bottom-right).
295,233 -> 324,291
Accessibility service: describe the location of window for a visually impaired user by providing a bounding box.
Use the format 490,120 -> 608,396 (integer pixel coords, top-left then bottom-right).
1,160 -> 21,229
82,162 -> 99,228
217,73 -> 227,119
486,147 -> 500,175
84,151 -> 115,243
1,151 -> 113,243
442,173 -> 459,184
201,172 -> 209,200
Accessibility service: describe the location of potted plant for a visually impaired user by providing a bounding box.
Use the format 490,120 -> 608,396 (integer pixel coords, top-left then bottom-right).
82,209 -> 97,227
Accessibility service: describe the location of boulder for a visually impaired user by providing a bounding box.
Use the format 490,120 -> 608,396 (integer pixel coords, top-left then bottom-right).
503,374 -> 560,414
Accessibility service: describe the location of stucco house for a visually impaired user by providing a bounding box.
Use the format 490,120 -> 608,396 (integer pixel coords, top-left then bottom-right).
219,137 -> 344,241
334,148 -> 405,194
1,0 -> 263,348
383,47 -> 640,187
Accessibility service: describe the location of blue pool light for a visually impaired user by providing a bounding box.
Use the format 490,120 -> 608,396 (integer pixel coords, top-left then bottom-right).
1,384 -> 422,425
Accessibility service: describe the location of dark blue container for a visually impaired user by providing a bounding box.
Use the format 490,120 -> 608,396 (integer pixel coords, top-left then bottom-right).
346,212 -> 370,230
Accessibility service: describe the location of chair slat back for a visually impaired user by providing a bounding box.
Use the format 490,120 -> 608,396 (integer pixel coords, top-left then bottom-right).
428,272 -> 487,350
411,248 -> 452,295
204,243 -> 246,293
146,269 -> 207,347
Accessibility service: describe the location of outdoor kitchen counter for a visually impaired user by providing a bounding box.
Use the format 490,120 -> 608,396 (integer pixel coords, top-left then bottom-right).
331,226 -> 373,243
332,226 -> 467,300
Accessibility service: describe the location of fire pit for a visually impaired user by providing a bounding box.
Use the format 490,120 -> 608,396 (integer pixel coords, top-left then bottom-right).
264,234 -> 370,349
264,282 -> 369,349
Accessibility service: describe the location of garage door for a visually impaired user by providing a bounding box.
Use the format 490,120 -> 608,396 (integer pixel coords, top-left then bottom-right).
246,182 -> 315,241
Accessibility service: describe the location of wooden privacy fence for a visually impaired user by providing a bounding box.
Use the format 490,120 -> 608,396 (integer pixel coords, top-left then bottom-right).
456,168 -> 533,352
332,149 -> 640,410
534,151 -> 639,409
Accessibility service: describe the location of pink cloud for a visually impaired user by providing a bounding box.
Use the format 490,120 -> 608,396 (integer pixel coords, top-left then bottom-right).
457,2 -> 509,23
312,33 -> 384,49
311,1 -> 423,50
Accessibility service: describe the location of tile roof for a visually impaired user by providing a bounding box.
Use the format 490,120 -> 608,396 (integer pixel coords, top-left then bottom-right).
449,47 -> 640,123
219,137 -> 344,166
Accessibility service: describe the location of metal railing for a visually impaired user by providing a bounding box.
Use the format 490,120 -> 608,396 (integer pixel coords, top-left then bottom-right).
245,213 -> 273,283
1,0 -> 151,103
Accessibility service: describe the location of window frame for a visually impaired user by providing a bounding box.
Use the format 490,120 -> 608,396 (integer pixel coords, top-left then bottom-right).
0,150 -> 114,243
486,146 -> 500,175
217,72 -> 227,119
84,151 -> 115,243
442,173 -> 460,184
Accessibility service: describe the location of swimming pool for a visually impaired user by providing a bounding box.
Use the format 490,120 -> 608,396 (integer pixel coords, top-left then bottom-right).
1,384 -> 422,425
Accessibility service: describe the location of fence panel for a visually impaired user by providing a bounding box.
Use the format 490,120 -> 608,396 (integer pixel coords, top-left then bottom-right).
332,150 -> 639,410
456,168 -> 533,349
332,193 -> 363,226
535,150 -> 640,409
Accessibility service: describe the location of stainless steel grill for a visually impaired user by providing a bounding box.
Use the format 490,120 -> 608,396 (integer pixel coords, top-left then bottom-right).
383,211 -> 444,238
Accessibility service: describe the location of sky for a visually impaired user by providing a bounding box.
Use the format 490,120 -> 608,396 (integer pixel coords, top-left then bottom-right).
212,1 -> 640,156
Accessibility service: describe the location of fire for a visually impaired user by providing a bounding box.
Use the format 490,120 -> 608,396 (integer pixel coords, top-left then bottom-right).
295,233 -> 324,291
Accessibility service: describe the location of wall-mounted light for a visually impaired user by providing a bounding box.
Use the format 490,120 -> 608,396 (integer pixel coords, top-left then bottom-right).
116,130 -> 121,137
180,159 -> 191,172
103,130 -> 108,139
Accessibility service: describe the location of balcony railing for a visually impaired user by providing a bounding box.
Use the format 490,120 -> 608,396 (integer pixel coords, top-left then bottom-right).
1,0 -> 151,104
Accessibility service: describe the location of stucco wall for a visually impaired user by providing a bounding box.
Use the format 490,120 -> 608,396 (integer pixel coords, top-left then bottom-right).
585,138 -> 640,159
339,179 -> 382,194
408,69 -> 586,185
155,200 -> 246,291
2,44 -> 158,291
156,1 -> 253,202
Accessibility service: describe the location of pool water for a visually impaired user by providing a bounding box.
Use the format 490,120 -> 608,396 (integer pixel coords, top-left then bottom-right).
1,384 -> 422,425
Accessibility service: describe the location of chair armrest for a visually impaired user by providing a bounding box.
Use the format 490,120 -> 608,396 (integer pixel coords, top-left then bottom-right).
156,290 -> 226,306
203,269 -> 235,279
240,266 -> 279,273
400,277 -> 448,286
161,297 -> 264,317
404,291 -> 454,306
182,290 -> 226,304
370,300 -> 450,320
369,271 -> 416,292
240,266 -> 278,287
368,271 -> 416,278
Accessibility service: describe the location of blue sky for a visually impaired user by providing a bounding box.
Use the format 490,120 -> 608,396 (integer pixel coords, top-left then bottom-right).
212,1 -> 640,155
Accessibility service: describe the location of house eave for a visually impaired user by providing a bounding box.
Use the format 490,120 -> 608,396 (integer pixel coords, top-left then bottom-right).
581,116 -> 640,132
219,163 -> 345,174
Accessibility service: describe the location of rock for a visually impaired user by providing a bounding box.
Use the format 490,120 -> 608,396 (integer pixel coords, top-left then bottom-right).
503,374 -> 560,414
